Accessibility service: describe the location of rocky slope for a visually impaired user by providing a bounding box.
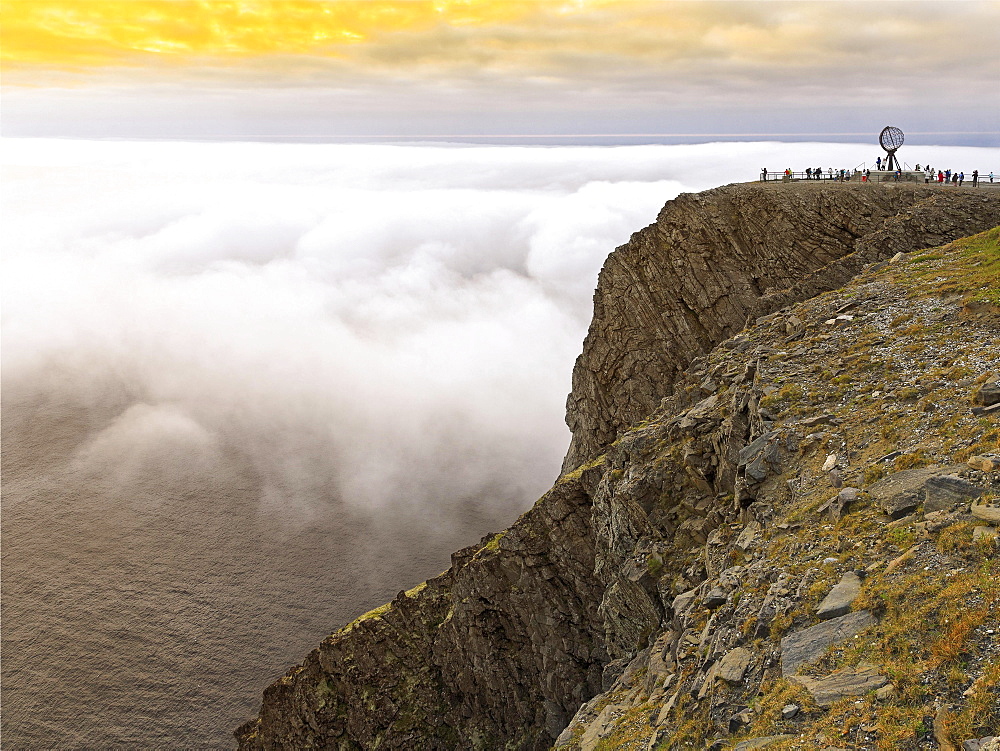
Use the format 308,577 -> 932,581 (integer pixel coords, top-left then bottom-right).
551,225 -> 1000,750
236,184 -> 1000,751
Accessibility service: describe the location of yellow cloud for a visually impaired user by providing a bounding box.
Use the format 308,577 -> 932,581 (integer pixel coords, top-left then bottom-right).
3,0 -> 997,90
0,0 -> 551,69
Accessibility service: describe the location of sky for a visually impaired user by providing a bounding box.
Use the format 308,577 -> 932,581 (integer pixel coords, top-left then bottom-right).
2,0 -> 999,144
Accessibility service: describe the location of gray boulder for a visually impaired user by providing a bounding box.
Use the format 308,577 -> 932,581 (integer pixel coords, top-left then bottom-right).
781,610 -> 877,676
973,381 -> 1000,407
816,571 -> 862,620
867,466 -> 958,519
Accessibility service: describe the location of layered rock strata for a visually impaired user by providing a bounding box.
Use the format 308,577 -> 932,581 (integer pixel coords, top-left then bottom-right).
562,182 -> 1000,472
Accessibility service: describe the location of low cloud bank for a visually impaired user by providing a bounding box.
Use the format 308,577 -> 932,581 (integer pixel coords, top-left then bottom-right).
3,139 -> 997,525
3,140 -> 682,526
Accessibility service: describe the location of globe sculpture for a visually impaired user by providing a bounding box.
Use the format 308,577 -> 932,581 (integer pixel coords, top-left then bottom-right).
879,126 -> 904,171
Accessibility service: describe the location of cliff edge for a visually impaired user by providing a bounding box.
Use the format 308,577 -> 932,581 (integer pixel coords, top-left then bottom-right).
236,183 -> 1000,750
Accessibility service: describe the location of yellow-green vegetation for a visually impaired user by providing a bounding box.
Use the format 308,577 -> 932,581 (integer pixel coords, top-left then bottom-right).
482,531 -> 505,553
338,578 -> 439,635
760,382 -> 805,413
900,226 -> 1000,307
341,601 -> 392,633
594,705 -> 657,750
655,688 -> 714,748
736,679 -> 816,739
559,453 -> 608,484
405,581 -> 428,598
953,423 -> 1000,464
646,553 -> 665,579
884,526 -> 916,549
813,559 -> 999,748
725,527 -> 999,750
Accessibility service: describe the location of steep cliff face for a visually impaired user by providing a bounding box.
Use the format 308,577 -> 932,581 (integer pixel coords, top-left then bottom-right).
562,183 -> 1000,472
237,465 -> 608,750
236,184 -> 1000,751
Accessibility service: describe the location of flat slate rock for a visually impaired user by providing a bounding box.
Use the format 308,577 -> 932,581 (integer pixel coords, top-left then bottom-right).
974,381 -> 1000,407
737,431 -> 782,483
781,610 -> 876,676
924,475 -> 985,513
705,586 -> 729,609
971,402 -> 1000,417
963,738 -> 1000,751
790,664 -> 888,706
816,571 -> 862,620
971,504 -> 1000,525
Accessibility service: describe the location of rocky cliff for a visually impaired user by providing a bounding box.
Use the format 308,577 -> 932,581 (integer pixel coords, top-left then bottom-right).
236,183 -> 1000,751
563,182 -> 1000,473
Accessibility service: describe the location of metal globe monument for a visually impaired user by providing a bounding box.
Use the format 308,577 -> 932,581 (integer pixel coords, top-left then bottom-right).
879,126 -> 904,171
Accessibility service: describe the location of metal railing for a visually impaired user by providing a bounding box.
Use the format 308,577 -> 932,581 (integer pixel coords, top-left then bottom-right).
759,171 -> 882,182
759,170 -> 997,186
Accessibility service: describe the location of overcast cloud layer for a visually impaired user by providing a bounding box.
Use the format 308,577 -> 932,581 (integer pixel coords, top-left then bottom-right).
3,2 -> 998,142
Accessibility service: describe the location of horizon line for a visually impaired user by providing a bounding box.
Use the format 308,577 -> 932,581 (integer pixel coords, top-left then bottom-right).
5,131 -> 1000,140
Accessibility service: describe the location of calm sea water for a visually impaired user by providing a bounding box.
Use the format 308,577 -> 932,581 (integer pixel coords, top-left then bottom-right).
1,386 -> 510,748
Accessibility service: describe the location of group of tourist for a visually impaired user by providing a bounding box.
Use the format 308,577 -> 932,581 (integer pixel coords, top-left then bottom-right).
914,164 -> 996,186
762,165 -> 995,186
922,167 -> 993,187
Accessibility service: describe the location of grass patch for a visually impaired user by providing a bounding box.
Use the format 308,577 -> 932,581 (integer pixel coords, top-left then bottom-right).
900,227 -> 1000,307
559,453 -> 608,484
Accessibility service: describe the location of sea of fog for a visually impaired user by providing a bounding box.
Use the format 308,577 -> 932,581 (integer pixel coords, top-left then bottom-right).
2,138 -> 996,748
